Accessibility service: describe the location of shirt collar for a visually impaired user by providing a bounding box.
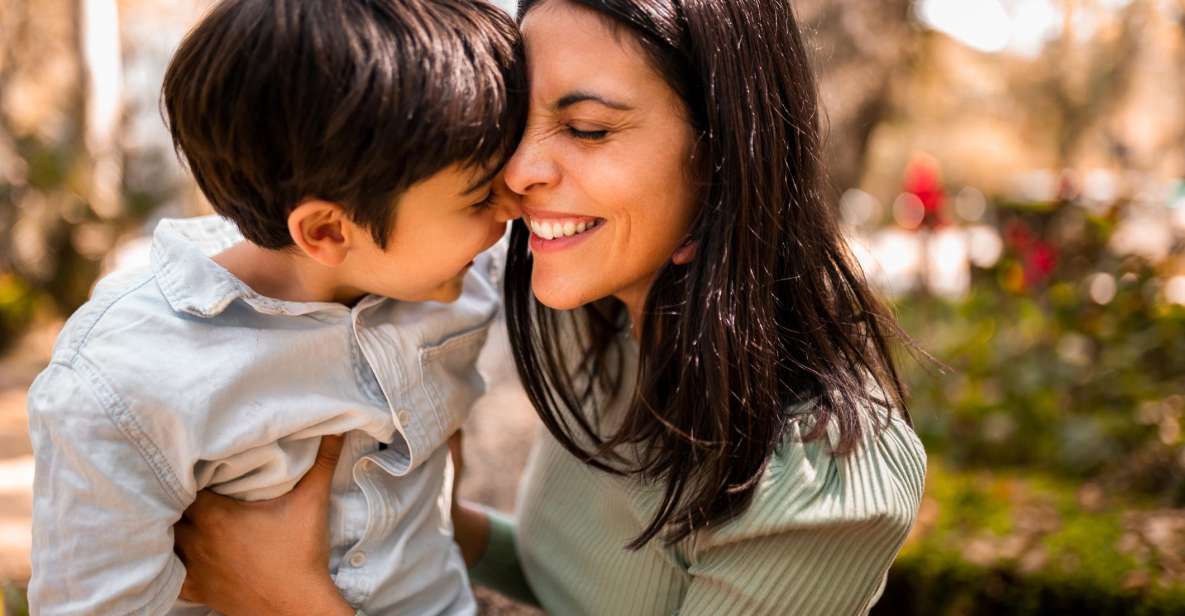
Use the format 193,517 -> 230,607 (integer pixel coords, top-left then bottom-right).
150,216 -> 356,319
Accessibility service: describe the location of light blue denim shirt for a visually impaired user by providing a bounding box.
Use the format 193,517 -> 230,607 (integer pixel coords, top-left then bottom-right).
27,216 -> 502,615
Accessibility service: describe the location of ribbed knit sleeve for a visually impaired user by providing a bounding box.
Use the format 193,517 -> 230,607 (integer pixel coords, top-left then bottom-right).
498,402 -> 926,616
677,412 -> 927,615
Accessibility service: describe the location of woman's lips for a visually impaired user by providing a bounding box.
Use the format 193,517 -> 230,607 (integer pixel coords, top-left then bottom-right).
524,214 -> 606,252
525,216 -> 604,241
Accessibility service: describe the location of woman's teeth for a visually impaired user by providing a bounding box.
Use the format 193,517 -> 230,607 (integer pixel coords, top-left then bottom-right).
528,218 -> 599,240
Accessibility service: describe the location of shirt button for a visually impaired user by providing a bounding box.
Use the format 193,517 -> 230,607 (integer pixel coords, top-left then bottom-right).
349,551 -> 367,568
397,409 -> 411,425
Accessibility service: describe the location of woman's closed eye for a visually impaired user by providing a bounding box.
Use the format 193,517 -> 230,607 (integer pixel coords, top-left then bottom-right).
566,125 -> 610,141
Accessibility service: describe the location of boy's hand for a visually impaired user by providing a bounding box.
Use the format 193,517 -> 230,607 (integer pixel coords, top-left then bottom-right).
174,435 -> 353,616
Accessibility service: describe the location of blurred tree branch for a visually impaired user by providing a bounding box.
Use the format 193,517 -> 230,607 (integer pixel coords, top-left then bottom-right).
797,0 -> 916,195
1042,0 -> 1142,167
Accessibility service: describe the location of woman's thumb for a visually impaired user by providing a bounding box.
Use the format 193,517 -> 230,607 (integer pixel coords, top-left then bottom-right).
294,434 -> 344,496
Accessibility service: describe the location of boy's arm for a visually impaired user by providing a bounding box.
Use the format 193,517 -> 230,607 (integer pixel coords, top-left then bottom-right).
27,362 -> 191,616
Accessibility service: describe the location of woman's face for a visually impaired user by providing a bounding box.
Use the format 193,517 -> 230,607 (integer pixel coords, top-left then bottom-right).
505,0 -> 698,314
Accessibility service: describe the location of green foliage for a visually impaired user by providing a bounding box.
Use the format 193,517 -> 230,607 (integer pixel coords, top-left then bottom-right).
876,463 -> 1185,615
1,120 -> 172,351
0,275 -> 38,347
877,194 -> 1185,612
899,200 -> 1185,501
878,558 -> 1185,616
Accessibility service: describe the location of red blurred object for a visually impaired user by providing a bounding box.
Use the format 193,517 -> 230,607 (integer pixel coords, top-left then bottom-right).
1002,219 -> 1057,290
1024,240 -> 1058,286
903,154 -> 948,229
1005,219 -> 1035,250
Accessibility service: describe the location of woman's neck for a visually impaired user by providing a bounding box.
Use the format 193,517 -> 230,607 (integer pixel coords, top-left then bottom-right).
614,285 -> 649,340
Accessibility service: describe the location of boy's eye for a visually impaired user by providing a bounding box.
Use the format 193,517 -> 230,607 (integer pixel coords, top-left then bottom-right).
566,126 -> 609,141
470,191 -> 496,211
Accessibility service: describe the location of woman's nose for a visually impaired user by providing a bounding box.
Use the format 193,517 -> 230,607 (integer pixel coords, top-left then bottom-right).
503,134 -> 560,196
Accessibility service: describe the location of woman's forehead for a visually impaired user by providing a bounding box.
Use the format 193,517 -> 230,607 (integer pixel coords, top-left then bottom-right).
520,2 -> 657,104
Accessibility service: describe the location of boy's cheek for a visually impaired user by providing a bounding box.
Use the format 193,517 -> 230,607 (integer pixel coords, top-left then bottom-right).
484,222 -> 509,250
491,175 -> 524,217
431,276 -> 467,304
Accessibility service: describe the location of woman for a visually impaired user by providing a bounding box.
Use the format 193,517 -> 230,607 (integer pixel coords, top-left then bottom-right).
176,1 -> 927,614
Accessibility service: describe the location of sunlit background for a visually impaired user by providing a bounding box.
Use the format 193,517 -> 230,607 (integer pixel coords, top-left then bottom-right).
1,0 -> 1183,614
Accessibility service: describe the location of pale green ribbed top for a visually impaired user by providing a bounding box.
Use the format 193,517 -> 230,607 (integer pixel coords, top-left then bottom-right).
469,402 -> 927,615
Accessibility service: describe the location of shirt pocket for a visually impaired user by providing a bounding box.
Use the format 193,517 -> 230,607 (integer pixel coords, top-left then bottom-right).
417,315 -> 495,435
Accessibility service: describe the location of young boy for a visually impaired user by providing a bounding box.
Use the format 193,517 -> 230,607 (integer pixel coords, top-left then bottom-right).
26,1 -> 524,614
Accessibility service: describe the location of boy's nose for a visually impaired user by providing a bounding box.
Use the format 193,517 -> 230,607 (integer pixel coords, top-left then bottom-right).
491,173 -> 523,223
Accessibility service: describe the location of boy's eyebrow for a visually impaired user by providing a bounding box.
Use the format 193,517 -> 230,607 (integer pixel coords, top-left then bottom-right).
461,174 -> 495,197
553,91 -> 633,112
459,165 -> 497,197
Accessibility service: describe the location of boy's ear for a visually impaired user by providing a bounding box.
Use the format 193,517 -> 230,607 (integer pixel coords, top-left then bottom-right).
288,200 -> 352,267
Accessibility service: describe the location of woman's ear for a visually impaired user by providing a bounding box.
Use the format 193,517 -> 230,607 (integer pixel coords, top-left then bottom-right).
288,200 -> 351,267
672,239 -> 699,265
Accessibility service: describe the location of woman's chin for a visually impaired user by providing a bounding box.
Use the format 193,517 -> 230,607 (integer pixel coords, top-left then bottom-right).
531,288 -> 587,312
530,270 -> 598,311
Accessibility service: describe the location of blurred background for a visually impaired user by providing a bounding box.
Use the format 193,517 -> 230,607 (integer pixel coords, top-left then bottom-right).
1,0 -> 1183,614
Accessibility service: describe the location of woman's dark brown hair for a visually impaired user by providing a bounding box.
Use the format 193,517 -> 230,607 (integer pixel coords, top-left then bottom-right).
505,0 -> 911,548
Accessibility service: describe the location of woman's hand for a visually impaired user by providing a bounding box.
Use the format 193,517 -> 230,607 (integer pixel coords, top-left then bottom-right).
448,430 -> 491,567
174,435 -> 355,616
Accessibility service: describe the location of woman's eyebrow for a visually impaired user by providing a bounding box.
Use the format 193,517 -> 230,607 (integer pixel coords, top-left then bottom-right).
553,91 -> 634,111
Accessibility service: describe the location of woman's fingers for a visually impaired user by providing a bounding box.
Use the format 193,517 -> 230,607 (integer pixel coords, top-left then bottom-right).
178,575 -> 199,603
293,434 -> 344,501
188,486 -> 231,516
173,520 -> 192,563
173,521 -> 202,601
168,435 -> 346,614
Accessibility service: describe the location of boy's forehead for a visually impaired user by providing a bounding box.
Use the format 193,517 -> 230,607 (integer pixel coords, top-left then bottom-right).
405,164 -> 493,201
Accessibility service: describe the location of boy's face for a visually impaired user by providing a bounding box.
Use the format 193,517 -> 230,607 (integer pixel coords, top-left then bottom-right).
346,165 -> 519,303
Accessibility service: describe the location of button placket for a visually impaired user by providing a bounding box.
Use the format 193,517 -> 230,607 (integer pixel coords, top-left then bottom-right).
344,456 -> 385,602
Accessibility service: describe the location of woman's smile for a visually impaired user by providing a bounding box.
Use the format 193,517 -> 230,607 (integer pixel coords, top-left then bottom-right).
503,1 -> 699,313
524,208 -> 607,252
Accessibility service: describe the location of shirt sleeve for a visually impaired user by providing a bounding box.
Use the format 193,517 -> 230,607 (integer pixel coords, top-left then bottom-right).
466,507 -> 540,606
27,361 -> 192,616
678,413 -> 927,616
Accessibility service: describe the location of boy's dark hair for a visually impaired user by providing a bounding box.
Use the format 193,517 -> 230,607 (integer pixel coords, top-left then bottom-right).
162,0 -> 526,249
